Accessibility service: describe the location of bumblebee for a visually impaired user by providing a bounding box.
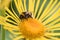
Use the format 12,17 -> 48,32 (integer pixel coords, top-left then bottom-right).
19,12 -> 32,20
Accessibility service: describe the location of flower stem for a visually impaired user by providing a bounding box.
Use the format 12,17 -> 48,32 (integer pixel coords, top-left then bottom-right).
1,25 -> 5,40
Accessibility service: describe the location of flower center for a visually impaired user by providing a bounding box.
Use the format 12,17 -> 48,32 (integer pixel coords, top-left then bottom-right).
19,18 -> 46,39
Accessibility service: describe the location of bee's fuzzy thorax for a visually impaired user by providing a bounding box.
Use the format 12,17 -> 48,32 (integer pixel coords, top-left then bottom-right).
19,12 -> 32,20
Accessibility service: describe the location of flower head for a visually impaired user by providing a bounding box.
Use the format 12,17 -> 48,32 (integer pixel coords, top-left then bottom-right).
0,0 -> 60,40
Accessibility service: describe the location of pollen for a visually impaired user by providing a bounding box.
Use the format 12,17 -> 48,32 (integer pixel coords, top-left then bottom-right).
19,18 -> 47,39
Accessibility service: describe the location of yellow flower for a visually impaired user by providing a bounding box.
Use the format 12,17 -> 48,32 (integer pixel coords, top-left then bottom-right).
0,0 -> 11,8
0,0 -> 60,40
